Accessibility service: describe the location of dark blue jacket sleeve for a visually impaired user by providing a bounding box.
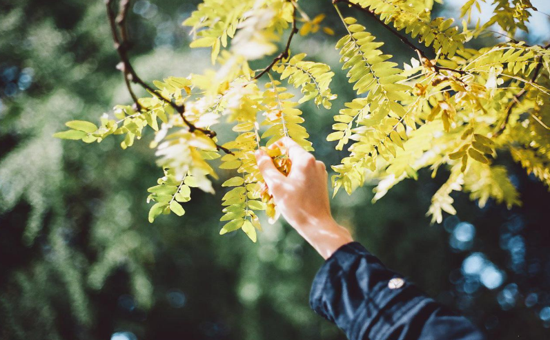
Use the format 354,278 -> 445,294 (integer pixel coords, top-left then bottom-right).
310,242 -> 485,340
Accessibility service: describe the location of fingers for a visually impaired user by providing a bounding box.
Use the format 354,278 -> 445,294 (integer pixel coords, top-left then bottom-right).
272,137 -> 310,162
255,149 -> 285,189
316,160 -> 326,172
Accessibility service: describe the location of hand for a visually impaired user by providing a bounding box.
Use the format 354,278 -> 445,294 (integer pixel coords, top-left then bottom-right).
255,137 -> 353,259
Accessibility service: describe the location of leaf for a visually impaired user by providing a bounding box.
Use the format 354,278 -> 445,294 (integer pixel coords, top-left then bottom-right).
169,201 -> 185,216
327,131 -> 345,142
219,160 -> 242,170
222,177 -> 245,187
472,141 -> 493,155
53,130 -> 87,140
184,176 -> 199,187
468,148 -> 489,164
449,150 -> 466,160
179,185 -> 191,197
461,155 -> 469,172
148,203 -> 166,223
222,187 -> 246,201
220,219 -> 244,235
189,37 -> 216,48
247,200 -> 266,210
148,184 -> 177,193
473,134 -> 495,146
242,220 -> 257,242
65,120 -> 98,133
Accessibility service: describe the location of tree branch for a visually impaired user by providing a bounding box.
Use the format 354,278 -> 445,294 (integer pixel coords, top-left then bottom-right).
254,0 -> 298,80
495,43 -> 550,136
105,0 -> 233,155
334,0 -> 466,75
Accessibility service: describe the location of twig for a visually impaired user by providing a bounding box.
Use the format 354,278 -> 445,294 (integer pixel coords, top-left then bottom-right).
495,42 -> 550,136
105,0 -> 232,155
335,0 -> 466,75
254,1 -> 298,80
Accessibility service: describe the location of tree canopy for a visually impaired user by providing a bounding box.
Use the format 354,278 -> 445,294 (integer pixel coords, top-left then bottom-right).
57,0 -> 550,237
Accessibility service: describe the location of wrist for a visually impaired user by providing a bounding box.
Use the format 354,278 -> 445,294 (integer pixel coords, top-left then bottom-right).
297,217 -> 354,259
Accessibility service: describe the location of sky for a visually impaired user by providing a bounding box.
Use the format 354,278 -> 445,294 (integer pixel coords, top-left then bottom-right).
445,0 -> 550,43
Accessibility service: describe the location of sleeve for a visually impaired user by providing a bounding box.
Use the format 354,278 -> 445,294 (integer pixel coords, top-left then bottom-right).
309,242 -> 485,340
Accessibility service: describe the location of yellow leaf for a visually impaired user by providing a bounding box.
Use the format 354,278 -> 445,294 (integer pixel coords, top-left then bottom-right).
242,220 -> 257,242
468,148 -> 489,164
312,14 -> 325,24
222,177 -> 245,187
220,219 -> 244,235
190,37 -> 215,48
327,131 -> 345,142
322,27 -> 335,35
169,201 -> 185,216
219,160 -> 242,169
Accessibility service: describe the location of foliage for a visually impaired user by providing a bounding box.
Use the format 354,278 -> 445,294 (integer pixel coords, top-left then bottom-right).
3,0 -> 550,339
56,0 -> 549,232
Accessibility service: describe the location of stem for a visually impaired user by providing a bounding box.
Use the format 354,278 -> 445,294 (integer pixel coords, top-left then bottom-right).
169,176 -> 187,206
105,0 -> 232,154
334,4 -> 386,97
335,0 -> 466,75
281,62 -> 322,95
267,72 -> 289,137
254,1 -> 298,80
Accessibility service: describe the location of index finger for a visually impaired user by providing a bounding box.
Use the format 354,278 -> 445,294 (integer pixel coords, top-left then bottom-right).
255,149 -> 285,188
273,137 -> 310,161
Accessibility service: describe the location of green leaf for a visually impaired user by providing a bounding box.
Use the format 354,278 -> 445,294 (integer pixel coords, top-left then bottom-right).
169,201 -> 185,216
65,120 -> 98,133
222,177 -> 245,187
53,130 -> 87,140
148,203 -> 166,223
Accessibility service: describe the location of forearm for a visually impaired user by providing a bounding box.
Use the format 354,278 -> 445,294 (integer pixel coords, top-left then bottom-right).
296,218 -> 354,260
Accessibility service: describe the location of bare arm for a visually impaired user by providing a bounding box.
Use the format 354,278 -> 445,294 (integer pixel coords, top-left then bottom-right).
254,137 -> 353,259
255,138 -> 485,340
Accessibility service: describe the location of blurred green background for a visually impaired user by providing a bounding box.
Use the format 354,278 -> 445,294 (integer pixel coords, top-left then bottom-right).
1,0 -> 550,339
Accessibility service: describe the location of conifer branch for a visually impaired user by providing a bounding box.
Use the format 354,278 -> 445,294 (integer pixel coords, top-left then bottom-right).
105,0 -> 232,155
254,0 -> 298,80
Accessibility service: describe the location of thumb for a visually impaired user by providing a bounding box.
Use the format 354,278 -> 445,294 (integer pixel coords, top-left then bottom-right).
255,149 -> 284,189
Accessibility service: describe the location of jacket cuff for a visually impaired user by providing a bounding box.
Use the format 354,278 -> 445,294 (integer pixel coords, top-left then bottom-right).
309,241 -> 368,321
309,242 -> 422,339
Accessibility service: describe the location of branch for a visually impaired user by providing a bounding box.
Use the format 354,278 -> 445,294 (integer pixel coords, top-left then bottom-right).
495,43 -> 550,136
105,0 -> 232,155
334,0 -> 466,75
254,1 -> 298,80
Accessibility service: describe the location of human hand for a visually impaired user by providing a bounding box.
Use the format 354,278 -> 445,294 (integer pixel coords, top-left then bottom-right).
255,137 -> 353,259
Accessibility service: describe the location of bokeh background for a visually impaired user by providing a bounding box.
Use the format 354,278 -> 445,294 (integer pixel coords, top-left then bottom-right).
1,0 -> 550,339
